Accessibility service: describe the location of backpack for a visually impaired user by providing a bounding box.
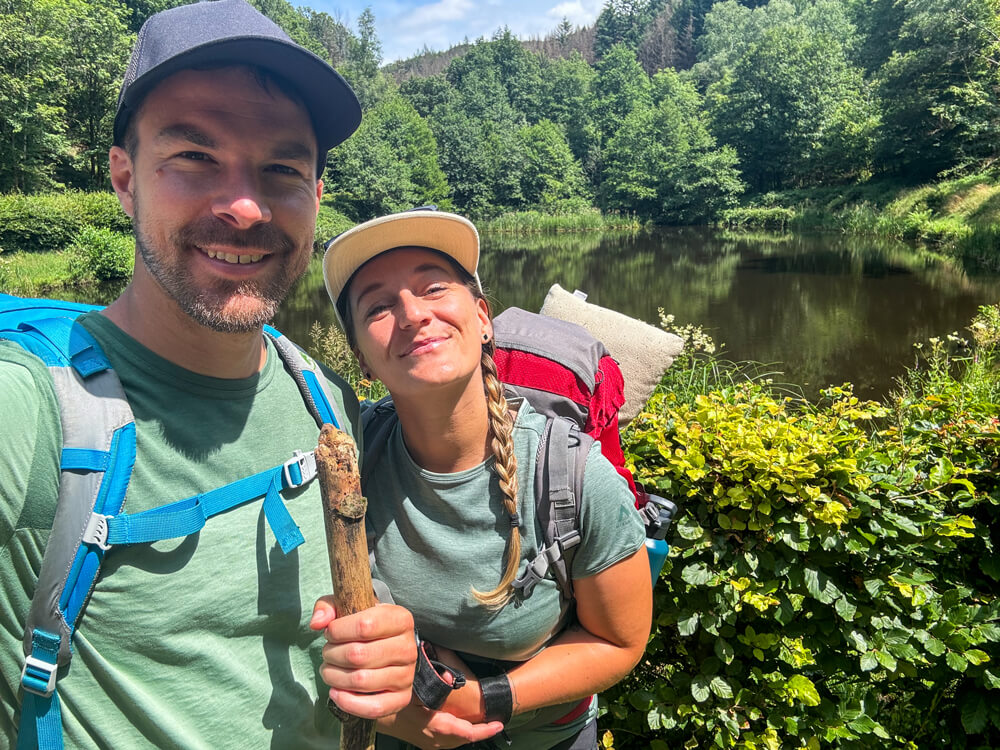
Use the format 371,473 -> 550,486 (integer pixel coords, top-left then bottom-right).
362,306 -> 676,603
0,293 -> 344,750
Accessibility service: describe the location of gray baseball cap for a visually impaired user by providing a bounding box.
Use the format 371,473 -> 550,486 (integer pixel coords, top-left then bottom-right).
113,0 -> 361,174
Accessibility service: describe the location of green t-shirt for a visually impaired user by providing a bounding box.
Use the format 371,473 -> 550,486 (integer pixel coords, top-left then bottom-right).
1,312 -> 360,749
364,399 -> 646,749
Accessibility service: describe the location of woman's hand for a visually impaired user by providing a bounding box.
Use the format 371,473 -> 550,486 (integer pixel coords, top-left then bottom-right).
310,597 -> 418,718
376,697 -> 504,749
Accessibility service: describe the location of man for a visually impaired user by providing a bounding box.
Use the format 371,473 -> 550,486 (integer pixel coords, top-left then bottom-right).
0,1 -> 496,747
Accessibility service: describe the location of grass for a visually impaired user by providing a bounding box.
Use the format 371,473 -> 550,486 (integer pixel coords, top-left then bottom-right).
0,251 -> 76,296
721,172 -> 1000,265
481,208 -> 643,234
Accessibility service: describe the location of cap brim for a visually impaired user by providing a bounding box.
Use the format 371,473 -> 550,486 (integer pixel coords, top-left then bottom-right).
323,212 -> 480,321
114,37 -> 360,157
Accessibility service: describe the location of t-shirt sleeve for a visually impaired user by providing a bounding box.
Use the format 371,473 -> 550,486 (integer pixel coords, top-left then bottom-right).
0,342 -> 62,547
571,442 -> 646,580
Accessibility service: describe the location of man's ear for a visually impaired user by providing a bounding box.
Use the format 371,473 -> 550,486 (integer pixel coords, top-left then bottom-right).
315,179 -> 323,215
109,146 -> 135,218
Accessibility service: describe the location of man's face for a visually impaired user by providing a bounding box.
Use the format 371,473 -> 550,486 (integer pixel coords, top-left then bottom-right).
110,66 -> 322,333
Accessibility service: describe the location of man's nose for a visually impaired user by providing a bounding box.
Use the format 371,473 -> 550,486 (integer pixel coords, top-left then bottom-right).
211,168 -> 272,229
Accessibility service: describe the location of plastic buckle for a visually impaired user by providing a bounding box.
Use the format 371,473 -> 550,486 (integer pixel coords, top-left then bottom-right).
82,513 -> 112,550
282,450 -> 317,489
21,656 -> 58,697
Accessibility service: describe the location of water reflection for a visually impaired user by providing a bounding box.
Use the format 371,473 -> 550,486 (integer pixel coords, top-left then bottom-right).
271,227 -> 1000,400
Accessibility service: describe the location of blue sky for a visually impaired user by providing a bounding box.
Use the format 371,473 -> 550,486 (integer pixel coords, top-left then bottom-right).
314,0 -> 605,62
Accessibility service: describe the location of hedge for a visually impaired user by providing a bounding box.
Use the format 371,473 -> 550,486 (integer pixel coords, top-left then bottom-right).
0,191 -> 132,254
604,308 -> 1000,748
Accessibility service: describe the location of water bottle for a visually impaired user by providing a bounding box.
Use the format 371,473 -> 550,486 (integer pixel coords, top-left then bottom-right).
643,493 -> 678,586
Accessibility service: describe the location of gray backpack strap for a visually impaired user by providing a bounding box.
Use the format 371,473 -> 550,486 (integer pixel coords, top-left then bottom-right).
512,416 -> 592,601
265,328 -> 345,430
23,362 -> 135,667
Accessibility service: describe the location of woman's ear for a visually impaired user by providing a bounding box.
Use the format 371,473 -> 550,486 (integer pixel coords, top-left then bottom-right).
477,298 -> 492,341
354,348 -> 373,380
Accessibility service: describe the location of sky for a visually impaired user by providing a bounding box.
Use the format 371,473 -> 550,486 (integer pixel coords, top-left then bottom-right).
313,0 -> 606,63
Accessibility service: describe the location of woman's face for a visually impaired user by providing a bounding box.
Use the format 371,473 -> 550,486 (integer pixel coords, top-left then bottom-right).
348,247 -> 491,399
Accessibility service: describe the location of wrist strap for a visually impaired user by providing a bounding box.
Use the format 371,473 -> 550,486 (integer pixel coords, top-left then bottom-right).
412,640 -> 467,710
479,673 -> 513,724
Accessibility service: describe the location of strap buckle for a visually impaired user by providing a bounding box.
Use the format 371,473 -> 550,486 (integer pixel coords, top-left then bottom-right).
282,450 -> 317,489
21,655 -> 58,697
82,513 -> 112,550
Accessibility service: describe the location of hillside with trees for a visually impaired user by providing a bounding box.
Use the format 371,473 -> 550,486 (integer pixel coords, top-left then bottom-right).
2,0 -> 998,229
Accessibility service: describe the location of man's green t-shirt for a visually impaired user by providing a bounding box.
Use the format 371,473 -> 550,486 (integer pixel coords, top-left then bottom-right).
0,312 -> 360,749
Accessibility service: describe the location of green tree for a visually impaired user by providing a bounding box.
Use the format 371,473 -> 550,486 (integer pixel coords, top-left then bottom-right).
876,0 -> 1000,178
517,120 -> 589,208
325,95 -> 449,219
538,52 -> 598,168
399,74 -> 455,119
445,30 -> 543,122
603,69 -> 743,223
590,43 -> 651,150
594,0 -> 667,57
0,0 -> 74,192
61,0 -> 133,189
705,3 -> 877,190
340,7 -> 391,110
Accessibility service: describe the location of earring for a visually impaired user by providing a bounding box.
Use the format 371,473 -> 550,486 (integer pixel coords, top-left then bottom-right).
482,333 -> 489,343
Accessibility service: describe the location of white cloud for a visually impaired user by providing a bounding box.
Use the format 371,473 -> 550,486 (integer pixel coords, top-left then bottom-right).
547,0 -> 604,26
397,0 -> 475,29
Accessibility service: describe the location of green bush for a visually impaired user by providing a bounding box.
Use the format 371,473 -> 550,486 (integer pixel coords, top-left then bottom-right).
0,191 -> 131,253
68,227 -> 134,282
605,307 -> 1000,747
718,206 -> 797,230
314,203 -> 354,251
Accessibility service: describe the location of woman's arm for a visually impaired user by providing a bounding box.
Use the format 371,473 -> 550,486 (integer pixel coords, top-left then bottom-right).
439,546 -> 653,722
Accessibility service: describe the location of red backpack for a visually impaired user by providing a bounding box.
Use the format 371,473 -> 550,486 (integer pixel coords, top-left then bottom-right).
492,307 -> 643,508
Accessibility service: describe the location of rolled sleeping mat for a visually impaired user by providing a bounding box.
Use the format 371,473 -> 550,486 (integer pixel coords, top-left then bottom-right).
539,284 -> 684,425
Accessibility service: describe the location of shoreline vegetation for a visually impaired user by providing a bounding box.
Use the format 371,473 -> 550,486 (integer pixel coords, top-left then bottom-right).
718,172 -> 1000,268
4,172 -> 999,296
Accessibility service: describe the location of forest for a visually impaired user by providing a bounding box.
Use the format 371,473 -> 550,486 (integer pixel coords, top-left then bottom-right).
2,0 -> 999,228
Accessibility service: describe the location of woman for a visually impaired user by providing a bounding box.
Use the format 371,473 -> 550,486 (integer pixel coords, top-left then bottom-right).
320,209 -> 653,749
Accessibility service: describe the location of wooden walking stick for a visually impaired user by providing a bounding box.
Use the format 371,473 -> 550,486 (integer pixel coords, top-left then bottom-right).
315,423 -> 377,750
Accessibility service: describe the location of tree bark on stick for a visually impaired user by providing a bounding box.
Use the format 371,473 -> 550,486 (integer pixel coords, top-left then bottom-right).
315,424 -> 377,750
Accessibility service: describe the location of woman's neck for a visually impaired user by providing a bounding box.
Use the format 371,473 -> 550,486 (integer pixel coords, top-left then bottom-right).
392,380 -> 492,473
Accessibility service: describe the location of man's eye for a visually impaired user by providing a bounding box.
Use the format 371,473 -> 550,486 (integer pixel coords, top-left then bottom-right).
177,151 -> 211,161
268,164 -> 303,177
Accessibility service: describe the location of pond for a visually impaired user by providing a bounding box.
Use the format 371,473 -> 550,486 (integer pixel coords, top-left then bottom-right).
274,227 -> 1000,400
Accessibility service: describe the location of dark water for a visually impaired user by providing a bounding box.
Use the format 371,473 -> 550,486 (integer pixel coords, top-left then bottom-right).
274,227 -> 1000,400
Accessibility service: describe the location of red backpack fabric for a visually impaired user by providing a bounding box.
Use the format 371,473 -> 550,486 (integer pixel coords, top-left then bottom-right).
492,308 -> 644,509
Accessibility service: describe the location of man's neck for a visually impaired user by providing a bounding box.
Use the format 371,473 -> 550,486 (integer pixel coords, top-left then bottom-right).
103,281 -> 267,379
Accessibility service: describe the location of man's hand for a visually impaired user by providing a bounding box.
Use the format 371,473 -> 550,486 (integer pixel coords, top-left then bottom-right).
376,698 -> 504,749
310,596 -> 418,718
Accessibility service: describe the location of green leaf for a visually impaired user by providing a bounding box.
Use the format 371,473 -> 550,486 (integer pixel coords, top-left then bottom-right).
848,714 -> 877,734
981,556 -> 1000,581
961,693 -> 988,735
835,596 -> 857,621
709,676 -> 733,699
677,516 -> 705,540
803,566 -> 841,604
714,638 -> 735,665
984,669 -> 1000,689
946,651 -> 969,672
691,675 -> 711,703
860,651 -> 878,671
681,563 -> 713,586
786,674 -> 821,706
965,649 -> 990,666
923,637 -> 947,657
677,611 -> 700,637
876,650 -> 898,672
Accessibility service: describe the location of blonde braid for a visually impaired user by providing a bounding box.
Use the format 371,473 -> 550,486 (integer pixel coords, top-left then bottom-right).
471,345 -> 522,609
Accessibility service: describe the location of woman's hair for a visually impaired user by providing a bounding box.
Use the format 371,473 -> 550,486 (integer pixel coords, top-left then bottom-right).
340,248 -> 521,609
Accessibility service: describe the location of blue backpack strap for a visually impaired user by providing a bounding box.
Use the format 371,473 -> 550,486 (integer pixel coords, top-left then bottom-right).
264,326 -> 342,430
4,317 -> 136,750
512,416 -> 592,601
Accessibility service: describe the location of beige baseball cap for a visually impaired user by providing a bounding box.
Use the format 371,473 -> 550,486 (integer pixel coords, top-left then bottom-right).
323,208 -> 481,328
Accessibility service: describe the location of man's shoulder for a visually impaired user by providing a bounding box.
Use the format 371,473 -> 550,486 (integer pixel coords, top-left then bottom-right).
0,340 -> 58,403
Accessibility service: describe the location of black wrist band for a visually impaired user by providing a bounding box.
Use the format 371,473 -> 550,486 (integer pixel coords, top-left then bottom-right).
479,673 -> 513,724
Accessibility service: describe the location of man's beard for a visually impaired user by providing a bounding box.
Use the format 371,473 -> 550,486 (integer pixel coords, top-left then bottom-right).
133,200 -> 311,334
